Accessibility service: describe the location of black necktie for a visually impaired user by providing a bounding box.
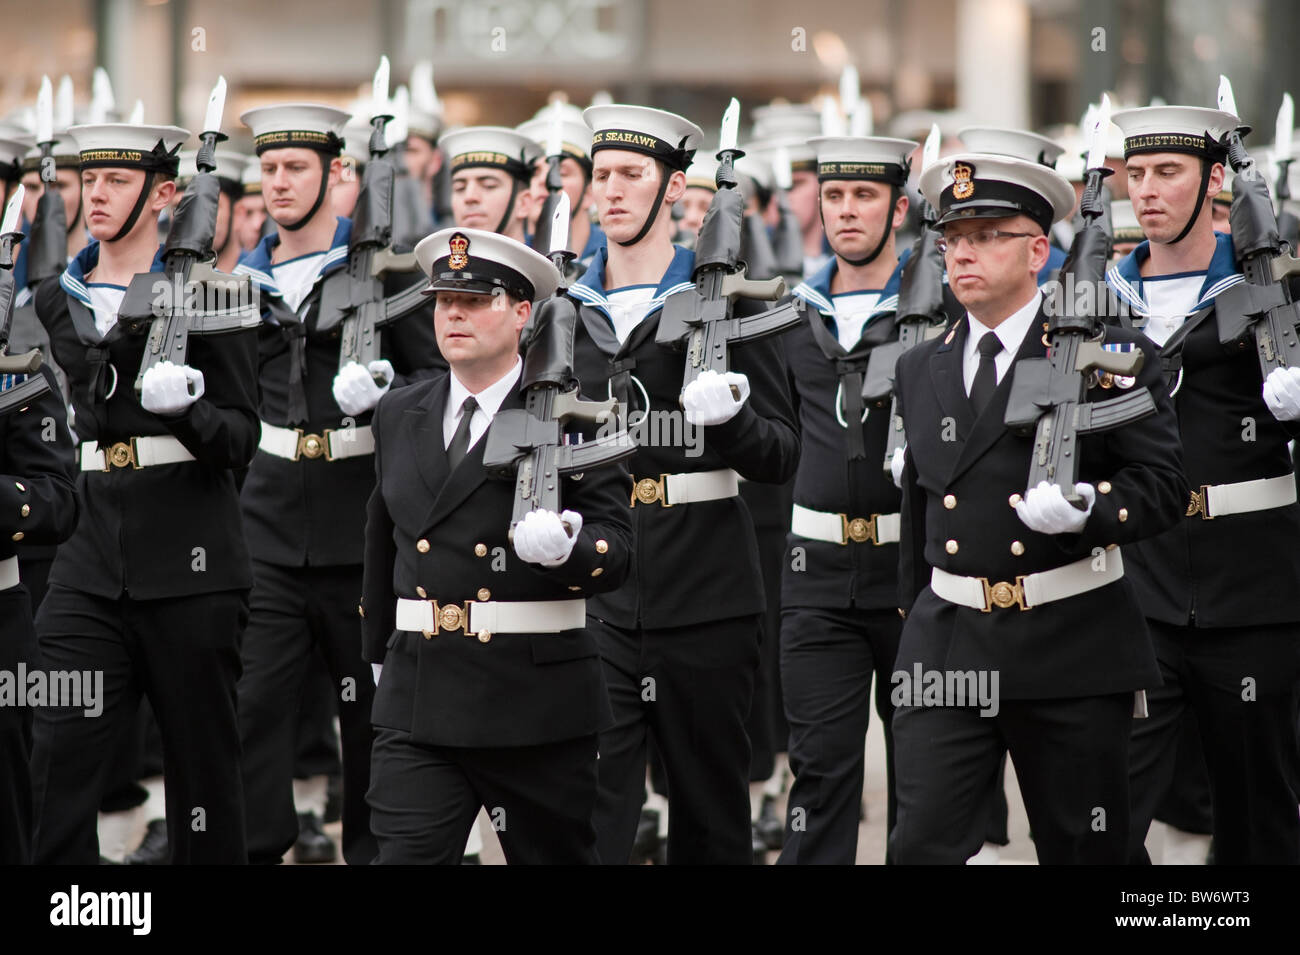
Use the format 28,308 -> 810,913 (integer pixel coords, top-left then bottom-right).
446,396 -> 478,470
970,331 -> 1003,417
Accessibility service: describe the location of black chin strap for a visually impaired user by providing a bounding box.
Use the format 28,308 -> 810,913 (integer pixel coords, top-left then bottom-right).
494,178 -> 522,235
1168,158 -> 1213,246
108,172 -> 155,242
820,184 -> 898,266
617,167 -> 672,248
281,157 -> 331,232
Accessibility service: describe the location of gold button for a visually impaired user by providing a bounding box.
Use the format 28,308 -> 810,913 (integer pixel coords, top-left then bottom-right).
416,586 -> 427,598
945,539 -> 958,555
591,567 -> 604,577
1098,481 -> 1112,495
11,532 -> 23,542
474,543 -> 487,557
898,608 -> 906,619
1008,493 -> 1022,507
417,538 -> 430,553
20,504 -> 30,518
477,588 -> 491,601
15,482 -> 25,492
1118,508 -> 1129,522
1010,541 -> 1025,556
569,585 -> 582,591
357,604 -> 365,618
477,631 -> 492,644
595,539 -> 608,554
943,494 -> 956,510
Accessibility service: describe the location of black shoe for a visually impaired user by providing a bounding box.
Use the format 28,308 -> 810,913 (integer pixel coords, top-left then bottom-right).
630,808 -> 661,864
756,794 -> 784,851
124,819 -> 169,865
752,823 -> 768,865
292,812 -> 337,864
323,774 -> 343,825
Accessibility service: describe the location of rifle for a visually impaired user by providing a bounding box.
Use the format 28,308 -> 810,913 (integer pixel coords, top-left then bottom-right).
1213,76 -> 1300,376
317,57 -> 425,384
1004,95 -> 1155,505
26,76 -> 69,289
483,193 -> 636,539
863,125 -> 952,475
0,186 -> 52,414
116,77 -> 258,393
1272,93 -> 1300,249
529,105 -> 567,257
770,145 -> 806,282
656,100 -> 806,400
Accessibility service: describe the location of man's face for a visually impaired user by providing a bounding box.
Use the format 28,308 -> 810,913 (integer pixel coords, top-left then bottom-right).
433,289 -> 529,372
232,194 -> 267,251
19,171 -> 40,223
451,167 -> 517,232
819,179 -> 906,262
677,186 -> 713,238
591,149 -> 683,245
788,169 -> 821,232
404,136 -> 440,181
1125,153 -> 1222,244
261,148 -> 338,227
80,167 -> 174,241
18,169 -> 80,225
941,214 -> 1047,312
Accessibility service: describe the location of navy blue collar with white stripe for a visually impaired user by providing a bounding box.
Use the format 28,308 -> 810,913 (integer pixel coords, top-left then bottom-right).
234,216 -> 351,300
569,243 -> 696,327
791,247 -> 910,327
1106,231 -> 1243,316
60,240 -> 166,307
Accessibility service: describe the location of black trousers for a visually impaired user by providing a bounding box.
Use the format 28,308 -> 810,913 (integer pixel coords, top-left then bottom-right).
1152,710 -> 1214,835
237,560 -> 376,865
591,614 -> 760,865
368,727 -> 598,864
1127,619 -> 1300,864
0,587 -> 39,865
777,604 -> 901,864
890,693 -> 1135,864
30,584 -> 249,864
294,650 -> 343,780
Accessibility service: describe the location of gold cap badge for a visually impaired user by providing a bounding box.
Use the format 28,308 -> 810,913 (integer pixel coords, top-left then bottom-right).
448,232 -> 470,271
952,162 -> 975,200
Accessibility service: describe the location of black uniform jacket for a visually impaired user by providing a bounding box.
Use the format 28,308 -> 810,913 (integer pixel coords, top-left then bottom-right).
568,245 -> 800,630
36,250 -> 260,600
1108,236 -> 1300,627
361,372 -> 632,748
236,218 -> 445,569
895,301 -> 1187,699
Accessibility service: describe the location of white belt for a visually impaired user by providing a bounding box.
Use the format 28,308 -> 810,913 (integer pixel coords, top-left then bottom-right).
791,503 -> 901,546
259,421 -> 375,462
930,549 -> 1124,612
1186,473 -> 1296,519
79,436 -> 196,472
630,468 -> 739,507
395,597 -> 587,638
0,556 -> 19,590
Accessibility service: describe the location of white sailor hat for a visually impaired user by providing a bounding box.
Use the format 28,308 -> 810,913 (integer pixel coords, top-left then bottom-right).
683,157 -> 719,192
21,134 -> 78,176
743,136 -> 818,175
1109,105 -> 1240,160
66,123 -> 190,175
407,61 -> 443,142
438,126 -> 541,182
735,154 -> 773,193
176,149 -> 249,190
808,135 -> 918,184
750,103 -> 822,141
414,227 -> 561,303
957,127 -> 1065,167
0,134 -> 34,180
340,117 -> 374,171
241,156 -> 263,196
239,104 -> 350,157
1111,199 -> 1145,243
516,110 -> 594,166
920,152 -> 1076,233
583,104 -> 703,171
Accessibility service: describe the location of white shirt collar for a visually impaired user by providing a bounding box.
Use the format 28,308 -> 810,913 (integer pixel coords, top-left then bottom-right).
444,358 -> 523,448
962,289 -> 1042,393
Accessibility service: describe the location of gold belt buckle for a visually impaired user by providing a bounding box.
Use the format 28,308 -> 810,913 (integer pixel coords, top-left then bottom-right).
979,576 -> 1029,612
295,428 -> 334,462
1186,484 -> 1213,520
104,439 -> 138,471
841,513 -> 878,545
429,600 -> 476,634
631,474 -> 670,507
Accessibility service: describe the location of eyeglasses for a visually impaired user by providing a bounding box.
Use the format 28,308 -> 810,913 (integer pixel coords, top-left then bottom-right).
936,229 -> 1037,254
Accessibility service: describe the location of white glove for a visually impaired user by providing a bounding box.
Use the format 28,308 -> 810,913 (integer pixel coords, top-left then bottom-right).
1263,366 -> 1300,421
890,448 -> 906,489
333,360 -> 394,416
140,360 -> 204,415
371,663 -> 382,686
1014,480 -> 1096,535
681,369 -> 751,426
512,509 -> 583,566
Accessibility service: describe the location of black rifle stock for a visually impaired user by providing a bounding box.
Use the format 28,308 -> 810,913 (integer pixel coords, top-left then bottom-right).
26,145 -> 68,289
0,224 -> 51,413
1004,163 -> 1154,504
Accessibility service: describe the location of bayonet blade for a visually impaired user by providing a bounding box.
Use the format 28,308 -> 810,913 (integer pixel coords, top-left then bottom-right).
839,64 -> 860,117
128,100 -> 144,125
203,76 -> 226,136
546,101 -> 564,159
718,98 -> 740,155
772,144 -> 792,190
1218,75 -> 1238,118
1086,94 -> 1112,172
1,185 -> 24,235
390,85 -> 409,145
91,67 -> 115,121
56,75 -> 74,131
372,56 -> 391,115
1277,93 -> 1293,162
922,123 -> 941,172
850,99 -> 872,137
550,191 -> 571,257
35,76 -> 53,145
